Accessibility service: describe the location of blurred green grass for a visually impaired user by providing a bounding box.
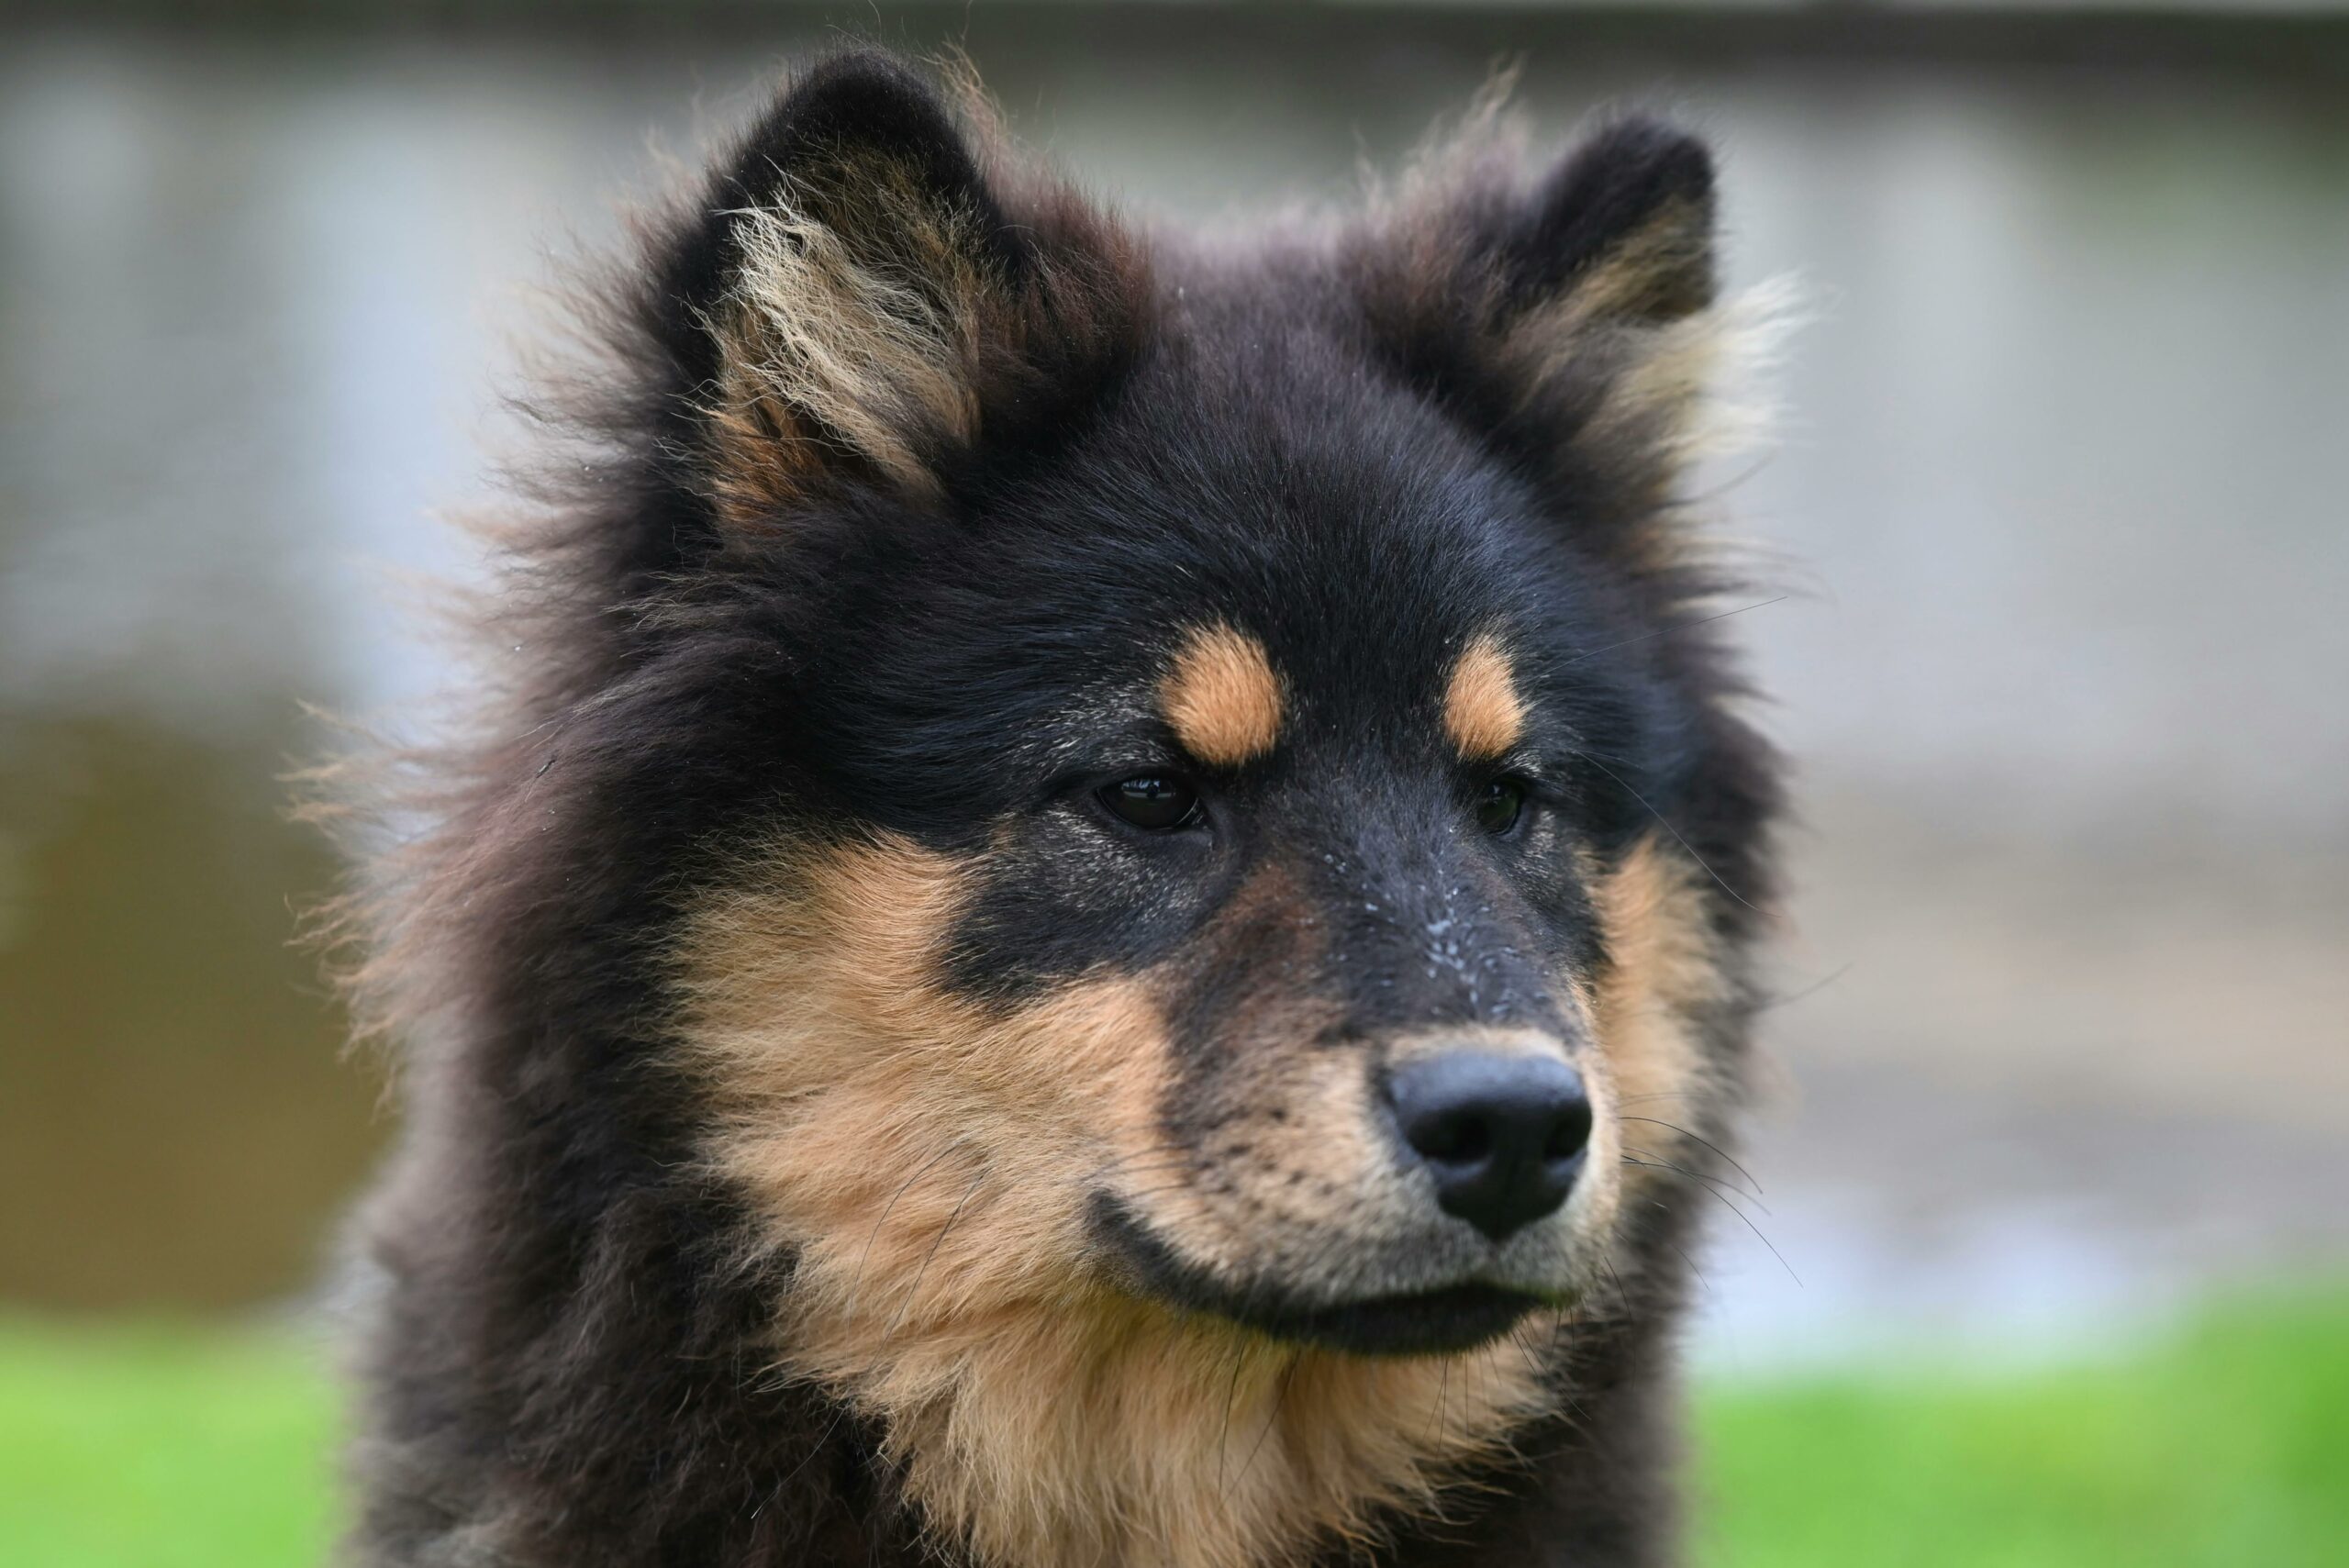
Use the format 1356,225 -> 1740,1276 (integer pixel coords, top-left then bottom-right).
2,1290 -> 2343,1567
1694,1289 -> 2349,1567
0,1318 -> 335,1568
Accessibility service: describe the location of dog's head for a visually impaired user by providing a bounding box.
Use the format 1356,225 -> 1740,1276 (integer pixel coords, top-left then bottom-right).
588,51 -> 1777,1564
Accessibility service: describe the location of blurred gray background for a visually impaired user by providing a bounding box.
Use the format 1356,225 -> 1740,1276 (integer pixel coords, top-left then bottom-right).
2,5 -> 2343,1368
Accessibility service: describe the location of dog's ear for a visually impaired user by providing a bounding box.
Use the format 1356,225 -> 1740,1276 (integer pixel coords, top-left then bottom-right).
1485,116 -> 1717,328
1363,115 -> 1762,545
653,52 -> 1145,525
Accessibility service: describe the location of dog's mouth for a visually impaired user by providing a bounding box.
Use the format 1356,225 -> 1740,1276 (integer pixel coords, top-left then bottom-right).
1088,1192 -> 1552,1356
1252,1283 -> 1547,1356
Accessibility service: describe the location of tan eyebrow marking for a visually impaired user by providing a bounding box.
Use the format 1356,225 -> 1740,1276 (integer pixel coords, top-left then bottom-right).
1160,625 -> 1284,767
1442,634 -> 1526,761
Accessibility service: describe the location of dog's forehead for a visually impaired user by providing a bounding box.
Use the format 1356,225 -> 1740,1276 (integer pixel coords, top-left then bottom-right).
1123,496 -> 1545,752
1108,362 -> 1557,750
855,343 -> 1586,775
915,492 -> 1557,779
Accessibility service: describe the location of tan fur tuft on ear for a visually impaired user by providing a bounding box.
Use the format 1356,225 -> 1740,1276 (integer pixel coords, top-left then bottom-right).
1357,89 -> 1798,550
689,71 -> 1149,527
1506,272 -> 1801,489
702,161 -> 1003,516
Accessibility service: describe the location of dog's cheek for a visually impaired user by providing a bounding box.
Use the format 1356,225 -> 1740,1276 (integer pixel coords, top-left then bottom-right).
670,835 -> 1176,1352
941,822 -> 1225,1004
1589,831 -> 1733,1205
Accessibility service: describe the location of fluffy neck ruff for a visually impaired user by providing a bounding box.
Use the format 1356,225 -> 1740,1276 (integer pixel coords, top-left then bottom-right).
788,1255 -> 1561,1568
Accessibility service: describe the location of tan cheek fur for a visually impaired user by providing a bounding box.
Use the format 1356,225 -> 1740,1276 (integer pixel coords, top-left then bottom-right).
675,838 -> 1556,1568
1442,634 -> 1526,762
1588,832 -> 1731,1209
1161,625 -> 1285,767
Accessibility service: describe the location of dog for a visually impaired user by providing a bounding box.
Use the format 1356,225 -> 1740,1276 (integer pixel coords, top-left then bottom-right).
331,49 -> 1783,1568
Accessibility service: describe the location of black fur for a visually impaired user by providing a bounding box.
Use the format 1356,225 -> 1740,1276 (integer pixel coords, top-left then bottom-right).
336,49 -> 1780,1568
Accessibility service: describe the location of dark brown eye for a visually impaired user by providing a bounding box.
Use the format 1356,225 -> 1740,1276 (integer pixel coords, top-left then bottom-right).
1098,774 -> 1202,832
1475,777 -> 1528,836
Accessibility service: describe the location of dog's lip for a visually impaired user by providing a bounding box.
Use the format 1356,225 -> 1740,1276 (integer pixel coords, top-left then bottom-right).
1262,1282 -> 1548,1356
1086,1191 -> 1553,1357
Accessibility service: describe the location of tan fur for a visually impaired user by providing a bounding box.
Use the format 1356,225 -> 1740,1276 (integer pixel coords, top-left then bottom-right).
675,838 -> 1559,1568
704,158 -> 1001,516
1442,635 -> 1526,761
1588,832 -> 1730,1202
1385,1025 -> 1577,1071
1162,626 -> 1285,768
691,79 -> 1151,527
1508,274 -> 1798,488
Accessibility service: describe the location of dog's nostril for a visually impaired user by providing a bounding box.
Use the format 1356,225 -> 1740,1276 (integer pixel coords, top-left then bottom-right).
1543,1097 -> 1595,1162
1408,1110 -> 1491,1166
1387,1051 -> 1591,1243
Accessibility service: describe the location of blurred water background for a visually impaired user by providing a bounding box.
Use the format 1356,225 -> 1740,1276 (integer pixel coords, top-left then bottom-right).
2,6 -> 2343,1374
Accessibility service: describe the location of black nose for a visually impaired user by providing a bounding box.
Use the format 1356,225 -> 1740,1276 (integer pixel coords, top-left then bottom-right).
1386,1052 -> 1593,1242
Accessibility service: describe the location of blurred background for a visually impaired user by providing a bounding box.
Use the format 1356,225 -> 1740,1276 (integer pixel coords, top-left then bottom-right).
2,4 -> 2344,1564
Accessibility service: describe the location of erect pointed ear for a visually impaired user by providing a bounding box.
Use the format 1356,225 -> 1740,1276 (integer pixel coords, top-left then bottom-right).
1486,116 -> 1717,327
651,52 -> 1147,523
1362,113 -> 1771,539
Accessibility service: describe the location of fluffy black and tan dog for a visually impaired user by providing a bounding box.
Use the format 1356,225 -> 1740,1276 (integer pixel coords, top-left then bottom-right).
331,49 -> 1784,1568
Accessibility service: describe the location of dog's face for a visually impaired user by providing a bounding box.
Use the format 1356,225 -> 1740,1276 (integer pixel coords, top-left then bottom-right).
649,54 -> 1769,1563
699,374 -> 1694,1355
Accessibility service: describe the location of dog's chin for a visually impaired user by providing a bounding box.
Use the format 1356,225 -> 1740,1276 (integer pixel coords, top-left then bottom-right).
1087,1192 -> 1556,1357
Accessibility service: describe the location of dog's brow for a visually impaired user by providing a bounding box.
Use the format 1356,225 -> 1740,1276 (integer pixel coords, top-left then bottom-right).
1443,634 -> 1526,761
1159,625 -> 1284,766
